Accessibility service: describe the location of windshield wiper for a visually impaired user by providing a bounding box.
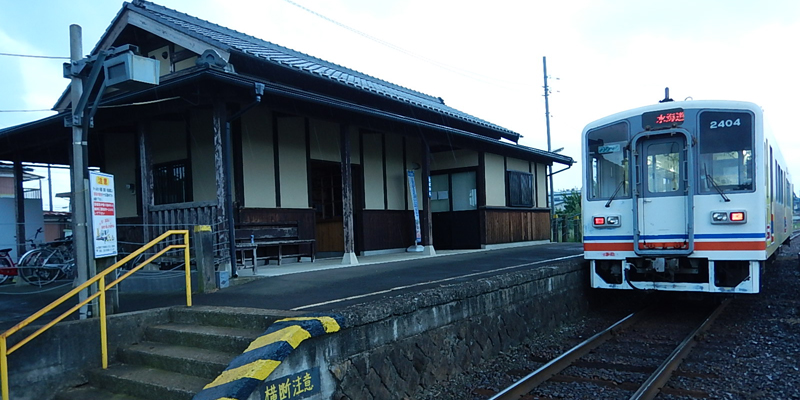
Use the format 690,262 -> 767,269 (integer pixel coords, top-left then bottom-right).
605,180 -> 626,208
704,164 -> 730,202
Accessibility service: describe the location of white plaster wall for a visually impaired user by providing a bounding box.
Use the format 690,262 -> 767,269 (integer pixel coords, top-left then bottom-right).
362,133 -> 384,210
278,117 -> 308,208
536,163 -> 548,208
309,119 -> 339,162
103,132 -> 138,218
484,153 -> 506,207
385,135 -> 405,210
189,109 -> 216,202
147,45 -> 171,77
506,157 -> 529,174
430,149 -> 478,171
150,120 -> 187,164
241,109 -> 276,208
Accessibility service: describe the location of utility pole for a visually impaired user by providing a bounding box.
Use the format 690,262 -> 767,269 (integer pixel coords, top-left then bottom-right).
69,24 -> 92,319
543,56 -> 556,242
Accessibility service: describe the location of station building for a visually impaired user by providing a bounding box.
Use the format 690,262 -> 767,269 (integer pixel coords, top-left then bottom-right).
0,0 -> 573,268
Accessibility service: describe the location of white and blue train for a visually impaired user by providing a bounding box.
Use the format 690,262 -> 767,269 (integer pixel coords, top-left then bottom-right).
582,98 -> 792,293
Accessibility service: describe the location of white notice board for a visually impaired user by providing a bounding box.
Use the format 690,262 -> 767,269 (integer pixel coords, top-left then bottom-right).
90,171 -> 118,258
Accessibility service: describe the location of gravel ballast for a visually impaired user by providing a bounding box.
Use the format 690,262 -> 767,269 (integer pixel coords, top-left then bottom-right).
421,240 -> 800,399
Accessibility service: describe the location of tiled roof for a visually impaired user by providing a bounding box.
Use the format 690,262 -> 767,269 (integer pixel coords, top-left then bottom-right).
127,0 -> 521,141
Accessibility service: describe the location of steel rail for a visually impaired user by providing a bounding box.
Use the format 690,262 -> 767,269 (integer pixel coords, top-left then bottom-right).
629,297 -> 732,400
489,310 -> 647,400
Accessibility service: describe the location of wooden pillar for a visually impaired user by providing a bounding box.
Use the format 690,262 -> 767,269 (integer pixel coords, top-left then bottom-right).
194,225 -> 217,293
137,122 -> 153,243
420,138 -> 435,255
478,152 -> 487,247
213,100 -> 234,274
340,124 -> 358,265
13,158 -> 26,258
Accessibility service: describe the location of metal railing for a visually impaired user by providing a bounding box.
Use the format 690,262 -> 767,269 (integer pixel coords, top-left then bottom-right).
0,230 -> 191,400
552,213 -> 582,243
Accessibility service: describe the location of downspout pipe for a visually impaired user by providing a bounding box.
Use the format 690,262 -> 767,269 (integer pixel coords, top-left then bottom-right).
547,162 -> 573,178
224,82 -> 265,277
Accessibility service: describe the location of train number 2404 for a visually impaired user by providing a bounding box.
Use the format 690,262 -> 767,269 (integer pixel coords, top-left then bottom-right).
709,118 -> 741,129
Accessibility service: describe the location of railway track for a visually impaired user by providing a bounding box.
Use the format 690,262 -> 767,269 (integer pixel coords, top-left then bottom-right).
490,298 -> 732,400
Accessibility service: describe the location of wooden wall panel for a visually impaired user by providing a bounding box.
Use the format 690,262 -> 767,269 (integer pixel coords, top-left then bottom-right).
432,210 -> 480,250
360,210 -> 414,251
482,209 -> 551,244
316,219 -> 343,252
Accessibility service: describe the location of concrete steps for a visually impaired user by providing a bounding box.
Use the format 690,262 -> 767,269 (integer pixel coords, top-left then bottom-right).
55,306 -> 303,400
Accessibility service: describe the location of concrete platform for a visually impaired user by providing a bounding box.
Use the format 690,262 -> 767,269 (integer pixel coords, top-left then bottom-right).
237,240 -> 553,278
0,242 -> 584,329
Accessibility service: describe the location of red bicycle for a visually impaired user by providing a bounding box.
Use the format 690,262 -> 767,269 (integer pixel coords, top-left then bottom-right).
0,228 -> 45,285
0,248 -> 16,285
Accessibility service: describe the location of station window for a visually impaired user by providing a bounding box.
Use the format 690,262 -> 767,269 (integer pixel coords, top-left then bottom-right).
153,159 -> 192,205
507,170 -> 533,207
431,171 -> 478,212
587,122 -> 629,200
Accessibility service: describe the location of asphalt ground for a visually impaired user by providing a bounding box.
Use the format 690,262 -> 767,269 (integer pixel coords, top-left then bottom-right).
0,243 -> 584,330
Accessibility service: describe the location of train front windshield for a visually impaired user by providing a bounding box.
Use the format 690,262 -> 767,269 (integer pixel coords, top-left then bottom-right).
697,111 -> 754,193
587,122 -> 630,199
587,111 -> 754,199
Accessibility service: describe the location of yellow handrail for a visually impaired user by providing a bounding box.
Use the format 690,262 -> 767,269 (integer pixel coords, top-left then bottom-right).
0,229 -> 192,400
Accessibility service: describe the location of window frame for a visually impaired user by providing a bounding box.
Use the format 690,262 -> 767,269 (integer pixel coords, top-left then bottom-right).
153,159 -> 193,205
506,170 -> 534,208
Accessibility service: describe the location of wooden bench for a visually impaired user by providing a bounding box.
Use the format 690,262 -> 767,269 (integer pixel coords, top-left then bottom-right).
234,222 -> 315,272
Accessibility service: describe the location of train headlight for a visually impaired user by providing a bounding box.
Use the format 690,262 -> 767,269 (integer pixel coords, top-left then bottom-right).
593,215 -> 621,228
711,210 -> 747,224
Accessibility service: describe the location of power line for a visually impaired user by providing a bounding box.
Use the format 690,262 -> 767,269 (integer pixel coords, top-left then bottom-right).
280,0 -> 530,90
0,109 -> 53,113
0,96 -> 182,113
0,52 -> 69,60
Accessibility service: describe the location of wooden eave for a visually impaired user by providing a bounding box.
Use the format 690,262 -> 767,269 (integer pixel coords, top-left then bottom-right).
53,5 -> 230,112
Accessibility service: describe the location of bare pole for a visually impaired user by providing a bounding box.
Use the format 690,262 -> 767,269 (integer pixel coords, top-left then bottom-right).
543,56 -> 555,241
69,24 -> 91,319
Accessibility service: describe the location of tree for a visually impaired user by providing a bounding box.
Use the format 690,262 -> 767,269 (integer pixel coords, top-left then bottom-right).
562,188 -> 581,216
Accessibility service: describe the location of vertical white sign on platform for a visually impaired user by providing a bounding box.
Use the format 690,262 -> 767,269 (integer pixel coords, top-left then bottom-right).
90,171 -> 118,258
406,170 -> 422,251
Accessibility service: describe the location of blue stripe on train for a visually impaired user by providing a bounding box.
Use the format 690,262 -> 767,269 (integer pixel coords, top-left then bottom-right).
584,232 -> 766,241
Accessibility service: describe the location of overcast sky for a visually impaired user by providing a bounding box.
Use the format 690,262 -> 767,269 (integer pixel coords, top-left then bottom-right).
2,0 -> 799,210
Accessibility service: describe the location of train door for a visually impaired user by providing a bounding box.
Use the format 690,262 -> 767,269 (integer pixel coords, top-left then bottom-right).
632,130 -> 694,254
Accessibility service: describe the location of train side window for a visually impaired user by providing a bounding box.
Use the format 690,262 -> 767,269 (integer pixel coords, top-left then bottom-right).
698,111 -> 754,193
587,122 -> 629,200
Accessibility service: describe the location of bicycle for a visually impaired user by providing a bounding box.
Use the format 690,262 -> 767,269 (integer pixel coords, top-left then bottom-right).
0,228 -> 45,285
17,238 -> 75,287
0,248 -> 16,285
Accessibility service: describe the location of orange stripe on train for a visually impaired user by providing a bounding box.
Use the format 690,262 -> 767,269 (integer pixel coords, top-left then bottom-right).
583,242 -> 634,251
694,241 -> 765,251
